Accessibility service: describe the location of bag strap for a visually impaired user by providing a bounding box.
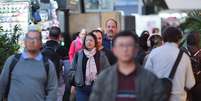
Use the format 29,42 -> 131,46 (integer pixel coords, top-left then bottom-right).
42,56 -> 49,96
5,54 -> 21,98
169,50 -> 183,79
193,49 -> 201,57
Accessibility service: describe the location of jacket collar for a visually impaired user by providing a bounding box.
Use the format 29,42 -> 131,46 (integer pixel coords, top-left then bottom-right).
107,64 -> 143,101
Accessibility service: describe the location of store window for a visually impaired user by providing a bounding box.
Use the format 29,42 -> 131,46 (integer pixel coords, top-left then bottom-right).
84,0 -> 114,12
68,0 -> 80,13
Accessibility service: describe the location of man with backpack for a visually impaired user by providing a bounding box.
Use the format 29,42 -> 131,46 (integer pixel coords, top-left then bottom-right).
0,30 -> 58,101
145,27 -> 195,101
42,26 -> 66,101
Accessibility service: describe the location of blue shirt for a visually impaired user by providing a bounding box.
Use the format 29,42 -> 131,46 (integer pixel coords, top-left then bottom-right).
21,51 -> 43,61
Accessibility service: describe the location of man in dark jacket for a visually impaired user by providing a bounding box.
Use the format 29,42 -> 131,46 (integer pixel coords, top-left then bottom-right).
91,29 -> 117,65
42,26 -> 66,101
42,26 -> 63,78
103,18 -> 118,50
90,31 -> 166,101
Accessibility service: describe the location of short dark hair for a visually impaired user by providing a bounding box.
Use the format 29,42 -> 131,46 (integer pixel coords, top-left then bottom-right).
105,18 -> 118,27
162,27 -> 182,43
83,32 -> 98,50
91,29 -> 103,37
149,35 -> 163,48
113,31 -> 139,47
49,26 -> 61,38
187,32 -> 200,46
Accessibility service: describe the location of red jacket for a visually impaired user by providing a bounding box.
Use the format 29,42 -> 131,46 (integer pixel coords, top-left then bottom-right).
68,37 -> 83,63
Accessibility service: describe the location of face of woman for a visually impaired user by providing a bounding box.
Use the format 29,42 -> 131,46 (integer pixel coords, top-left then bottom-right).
85,35 -> 96,50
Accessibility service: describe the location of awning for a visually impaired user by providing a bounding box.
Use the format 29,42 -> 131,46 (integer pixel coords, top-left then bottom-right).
165,0 -> 201,9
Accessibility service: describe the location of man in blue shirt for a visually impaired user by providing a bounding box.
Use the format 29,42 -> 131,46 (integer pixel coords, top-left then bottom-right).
0,30 -> 58,101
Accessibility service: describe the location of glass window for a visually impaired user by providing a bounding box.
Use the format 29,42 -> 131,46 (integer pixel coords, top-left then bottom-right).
84,0 -> 114,12
68,0 -> 80,13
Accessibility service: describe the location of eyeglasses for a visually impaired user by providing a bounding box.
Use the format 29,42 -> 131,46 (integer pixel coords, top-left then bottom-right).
25,36 -> 40,42
115,44 -> 135,49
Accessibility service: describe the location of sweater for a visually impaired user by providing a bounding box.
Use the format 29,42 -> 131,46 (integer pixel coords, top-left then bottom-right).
0,53 -> 58,101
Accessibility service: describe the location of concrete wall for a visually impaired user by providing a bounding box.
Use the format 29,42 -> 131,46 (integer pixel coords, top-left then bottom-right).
69,12 -> 122,34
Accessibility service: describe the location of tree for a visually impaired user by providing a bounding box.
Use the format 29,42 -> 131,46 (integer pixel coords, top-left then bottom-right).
0,25 -> 21,73
180,10 -> 201,47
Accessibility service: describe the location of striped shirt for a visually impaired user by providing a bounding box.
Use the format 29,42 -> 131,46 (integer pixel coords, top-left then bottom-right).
116,69 -> 137,101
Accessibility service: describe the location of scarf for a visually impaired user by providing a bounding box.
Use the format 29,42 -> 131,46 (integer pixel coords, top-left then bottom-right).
84,48 -> 97,85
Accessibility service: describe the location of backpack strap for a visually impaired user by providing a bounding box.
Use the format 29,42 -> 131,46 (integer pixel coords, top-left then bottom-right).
169,50 -> 183,79
5,53 -> 21,98
42,56 -> 49,96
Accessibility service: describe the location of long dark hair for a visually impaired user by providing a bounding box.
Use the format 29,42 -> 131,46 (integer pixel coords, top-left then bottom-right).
139,30 -> 150,51
83,32 -> 98,51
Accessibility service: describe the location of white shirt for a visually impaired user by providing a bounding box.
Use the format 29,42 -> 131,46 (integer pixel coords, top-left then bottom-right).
144,42 -> 195,101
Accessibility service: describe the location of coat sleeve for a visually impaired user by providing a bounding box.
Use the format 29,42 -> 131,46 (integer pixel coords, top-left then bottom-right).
89,71 -> 105,101
67,52 -> 79,86
45,60 -> 58,101
101,52 -> 111,70
0,55 -> 15,100
68,41 -> 76,63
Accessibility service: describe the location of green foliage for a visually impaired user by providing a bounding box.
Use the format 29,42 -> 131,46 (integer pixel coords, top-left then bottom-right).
180,10 -> 201,47
0,25 -> 21,72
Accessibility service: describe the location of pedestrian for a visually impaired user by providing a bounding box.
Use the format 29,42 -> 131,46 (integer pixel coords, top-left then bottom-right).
42,26 -> 66,101
139,30 -> 150,52
103,18 -> 118,50
0,30 -> 58,101
136,30 -> 150,65
152,28 -> 160,35
68,32 -> 110,101
145,27 -> 195,101
143,34 -> 163,65
69,29 -> 87,63
90,31 -> 166,101
181,32 -> 201,101
91,29 -> 117,65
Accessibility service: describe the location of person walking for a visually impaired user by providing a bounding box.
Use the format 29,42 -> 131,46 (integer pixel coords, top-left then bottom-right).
69,29 -> 87,63
181,32 -> 201,101
103,18 -> 118,50
0,30 -> 58,101
90,31 -> 166,101
145,27 -> 195,101
91,29 -> 117,65
68,32 -> 110,101
42,26 -> 66,101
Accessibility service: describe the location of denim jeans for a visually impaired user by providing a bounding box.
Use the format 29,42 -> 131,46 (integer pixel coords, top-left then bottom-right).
76,86 -> 92,101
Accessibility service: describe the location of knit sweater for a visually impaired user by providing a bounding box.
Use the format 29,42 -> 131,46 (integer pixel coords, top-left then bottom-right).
0,54 -> 58,101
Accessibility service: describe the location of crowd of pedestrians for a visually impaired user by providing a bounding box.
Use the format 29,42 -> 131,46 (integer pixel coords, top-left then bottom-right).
0,18 -> 201,101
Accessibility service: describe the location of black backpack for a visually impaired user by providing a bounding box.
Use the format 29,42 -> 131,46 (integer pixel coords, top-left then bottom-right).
161,50 -> 183,101
181,47 -> 201,83
2,53 -> 49,101
42,44 -> 63,79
